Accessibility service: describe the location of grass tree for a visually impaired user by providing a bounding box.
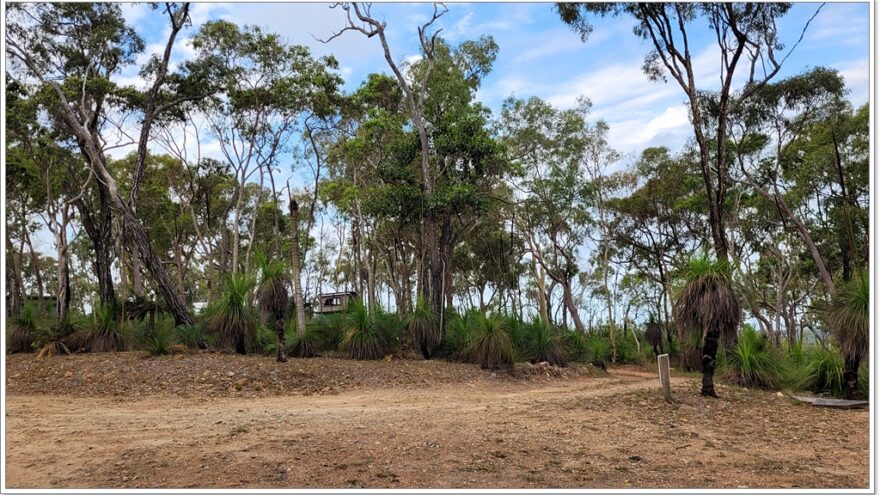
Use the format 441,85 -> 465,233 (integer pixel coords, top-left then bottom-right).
408,297 -> 439,359
207,275 -> 259,355
466,313 -> 515,370
673,256 -> 741,397
8,304 -> 37,353
826,271 -> 869,399
645,314 -> 664,357
257,257 -> 290,362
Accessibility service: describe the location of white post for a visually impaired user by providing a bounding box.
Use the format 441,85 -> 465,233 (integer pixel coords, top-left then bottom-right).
658,353 -> 672,402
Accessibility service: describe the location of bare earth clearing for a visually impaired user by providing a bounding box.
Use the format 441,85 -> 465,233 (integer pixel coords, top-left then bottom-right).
5,353 -> 869,489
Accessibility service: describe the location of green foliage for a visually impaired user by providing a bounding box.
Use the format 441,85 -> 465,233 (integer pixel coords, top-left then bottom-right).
438,310 -> 474,361
465,313 -> 514,370
310,312 -> 347,351
205,274 -> 259,354
407,297 -> 439,359
76,304 -> 127,352
584,334 -> 611,364
721,326 -> 786,390
34,318 -> 76,359
289,322 -> 324,358
256,255 -> 288,320
338,302 -> 397,360
140,315 -> 179,356
7,304 -> 37,353
674,253 -> 741,349
788,345 -> 845,397
826,271 -> 869,359
176,324 -> 211,349
521,318 -> 567,367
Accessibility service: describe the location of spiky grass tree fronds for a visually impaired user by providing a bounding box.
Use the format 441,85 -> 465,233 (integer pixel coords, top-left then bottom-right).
562,331 -> 590,363
644,314 -> 664,356
585,334 -> 611,366
8,304 -> 37,353
339,302 -> 390,360
439,310 -> 474,361
466,313 -> 514,370
289,322 -> 324,358
788,345 -> 845,397
176,324 -> 211,349
142,315 -> 181,356
722,326 -> 785,390
408,297 -> 439,359
206,274 -> 259,355
523,317 -> 567,367
257,257 -> 290,362
77,304 -> 127,352
826,271 -> 869,399
673,255 -> 741,397
35,318 -> 76,359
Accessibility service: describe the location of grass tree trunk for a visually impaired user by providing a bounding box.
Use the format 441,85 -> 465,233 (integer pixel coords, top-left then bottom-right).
275,316 -> 288,362
843,353 -> 862,400
290,200 -> 306,336
700,326 -> 720,398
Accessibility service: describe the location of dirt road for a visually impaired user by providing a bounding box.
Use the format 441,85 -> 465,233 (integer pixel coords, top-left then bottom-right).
5,366 -> 869,489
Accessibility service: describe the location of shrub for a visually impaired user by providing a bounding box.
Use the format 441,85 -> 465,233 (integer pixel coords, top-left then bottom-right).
522,318 -> 566,367
465,313 -> 514,370
205,274 -> 259,354
7,304 -> 37,353
788,345 -> 845,397
35,318 -> 76,359
438,310 -> 474,361
289,320 -> 323,358
141,316 -> 180,356
339,302 -> 393,360
562,330 -> 590,362
176,323 -> 211,349
77,304 -> 127,352
721,325 -> 785,389
585,334 -> 611,364
407,297 -> 439,359
615,329 -> 644,365
311,312 -> 347,351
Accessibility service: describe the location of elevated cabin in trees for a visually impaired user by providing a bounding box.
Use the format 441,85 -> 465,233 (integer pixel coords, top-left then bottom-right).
315,291 -> 358,314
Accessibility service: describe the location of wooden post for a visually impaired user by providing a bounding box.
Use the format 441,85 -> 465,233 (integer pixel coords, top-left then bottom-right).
658,353 -> 672,402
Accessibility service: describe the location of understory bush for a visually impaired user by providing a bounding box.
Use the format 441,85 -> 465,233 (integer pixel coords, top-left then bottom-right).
338,302 -> 398,360
720,325 -> 786,389
521,318 -> 566,367
76,304 -> 127,352
787,344 -> 845,397
7,304 -> 37,353
465,313 -> 514,370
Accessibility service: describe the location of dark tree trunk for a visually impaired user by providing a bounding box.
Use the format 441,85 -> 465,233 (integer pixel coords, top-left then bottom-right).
843,353 -> 862,400
75,186 -> 116,309
700,327 -> 720,398
123,210 -> 194,327
6,236 -> 24,317
275,317 -> 287,362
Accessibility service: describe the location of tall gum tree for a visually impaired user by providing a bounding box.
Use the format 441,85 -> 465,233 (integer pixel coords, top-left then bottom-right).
6,2 -> 219,326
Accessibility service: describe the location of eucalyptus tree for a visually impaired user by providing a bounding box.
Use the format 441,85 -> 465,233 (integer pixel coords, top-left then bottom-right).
607,147 -> 706,351
324,2 -> 450,320
500,96 -> 610,334
557,2 -> 822,263
192,20 -> 342,275
5,2 -> 218,326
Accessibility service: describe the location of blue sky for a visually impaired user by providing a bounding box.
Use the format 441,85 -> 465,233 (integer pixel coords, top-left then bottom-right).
118,1 -> 870,162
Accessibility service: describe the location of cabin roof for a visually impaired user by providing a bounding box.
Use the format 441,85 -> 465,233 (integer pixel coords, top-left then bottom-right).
318,291 -> 357,298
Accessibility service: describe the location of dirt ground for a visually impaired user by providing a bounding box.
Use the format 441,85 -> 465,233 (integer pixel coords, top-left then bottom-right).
4,353 -> 870,489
